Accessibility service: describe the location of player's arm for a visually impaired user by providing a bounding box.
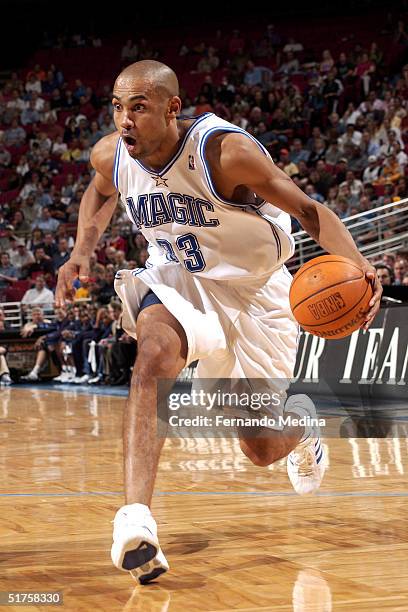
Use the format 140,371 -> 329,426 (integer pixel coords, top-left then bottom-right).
217,133 -> 382,329
55,132 -> 119,306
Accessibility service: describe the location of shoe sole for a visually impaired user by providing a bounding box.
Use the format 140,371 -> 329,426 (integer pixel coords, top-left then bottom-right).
137,566 -> 167,584
122,540 -> 157,570
129,545 -> 169,584
112,526 -> 169,583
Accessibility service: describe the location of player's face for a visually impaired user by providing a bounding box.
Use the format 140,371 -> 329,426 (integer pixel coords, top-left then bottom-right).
112,77 -> 172,160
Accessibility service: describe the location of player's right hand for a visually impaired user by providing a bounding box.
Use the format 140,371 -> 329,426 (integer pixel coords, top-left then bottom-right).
55,253 -> 90,307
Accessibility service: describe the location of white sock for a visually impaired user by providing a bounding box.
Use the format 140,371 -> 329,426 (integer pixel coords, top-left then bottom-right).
32,365 -> 40,375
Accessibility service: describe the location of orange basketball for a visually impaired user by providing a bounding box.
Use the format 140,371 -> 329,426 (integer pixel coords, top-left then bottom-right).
289,255 -> 373,340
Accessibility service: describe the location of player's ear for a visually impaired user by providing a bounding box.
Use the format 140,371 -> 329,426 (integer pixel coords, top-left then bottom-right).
167,96 -> 181,119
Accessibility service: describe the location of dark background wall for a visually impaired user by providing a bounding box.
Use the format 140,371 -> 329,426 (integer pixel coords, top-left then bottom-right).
1,0 -> 407,68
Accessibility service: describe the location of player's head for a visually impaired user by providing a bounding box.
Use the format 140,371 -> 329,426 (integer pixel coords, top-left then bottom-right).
112,60 -> 181,160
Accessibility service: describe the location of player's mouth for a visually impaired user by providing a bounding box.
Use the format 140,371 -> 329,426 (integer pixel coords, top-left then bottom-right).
122,133 -> 137,153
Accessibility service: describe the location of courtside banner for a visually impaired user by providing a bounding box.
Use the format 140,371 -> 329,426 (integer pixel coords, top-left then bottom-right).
164,305 -> 408,437
176,304 -> 408,401
291,303 -> 408,400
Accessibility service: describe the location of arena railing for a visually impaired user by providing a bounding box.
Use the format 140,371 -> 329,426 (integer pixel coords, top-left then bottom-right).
1,298 -> 93,330
287,197 -> 408,271
1,302 -> 23,329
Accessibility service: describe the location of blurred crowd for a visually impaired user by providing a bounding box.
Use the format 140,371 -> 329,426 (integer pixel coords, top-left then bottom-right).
0,301 -> 136,386
0,10 -> 408,384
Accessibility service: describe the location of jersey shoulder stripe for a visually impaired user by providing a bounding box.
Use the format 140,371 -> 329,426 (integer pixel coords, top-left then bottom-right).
113,137 -> 122,189
199,125 -> 269,208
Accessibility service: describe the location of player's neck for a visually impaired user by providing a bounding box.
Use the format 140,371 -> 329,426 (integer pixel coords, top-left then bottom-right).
138,118 -> 192,172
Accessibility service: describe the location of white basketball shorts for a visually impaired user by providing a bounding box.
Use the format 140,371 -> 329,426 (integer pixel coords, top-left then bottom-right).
114,263 -> 298,387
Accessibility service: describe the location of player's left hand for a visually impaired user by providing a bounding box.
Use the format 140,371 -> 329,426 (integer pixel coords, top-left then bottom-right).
361,261 -> 382,331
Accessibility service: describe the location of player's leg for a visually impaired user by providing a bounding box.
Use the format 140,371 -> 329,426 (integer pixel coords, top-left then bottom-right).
232,269 -> 326,493
239,395 -> 326,494
238,417 -> 304,467
124,302 -> 187,506
111,297 -> 187,583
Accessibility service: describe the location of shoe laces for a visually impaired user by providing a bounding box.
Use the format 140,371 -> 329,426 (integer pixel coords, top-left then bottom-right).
291,446 -> 315,477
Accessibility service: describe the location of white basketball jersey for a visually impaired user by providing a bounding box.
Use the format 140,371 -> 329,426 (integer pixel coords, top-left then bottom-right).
113,112 -> 294,280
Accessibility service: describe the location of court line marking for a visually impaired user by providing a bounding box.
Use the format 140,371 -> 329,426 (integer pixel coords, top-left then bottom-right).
0,491 -> 408,498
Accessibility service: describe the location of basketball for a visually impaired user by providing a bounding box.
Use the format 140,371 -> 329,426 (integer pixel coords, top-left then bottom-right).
289,255 -> 373,339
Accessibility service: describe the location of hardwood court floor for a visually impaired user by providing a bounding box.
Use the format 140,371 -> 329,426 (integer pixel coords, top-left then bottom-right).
0,386 -> 407,611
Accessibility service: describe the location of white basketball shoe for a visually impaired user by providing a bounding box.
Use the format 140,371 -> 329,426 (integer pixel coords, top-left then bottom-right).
285,394 -> 326,495
111,503 -> 169,584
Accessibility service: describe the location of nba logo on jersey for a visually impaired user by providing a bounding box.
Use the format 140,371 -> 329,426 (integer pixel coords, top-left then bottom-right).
188,155 -> 195,170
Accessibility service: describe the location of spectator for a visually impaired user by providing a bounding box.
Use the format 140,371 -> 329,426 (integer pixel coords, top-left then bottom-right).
354,52 -> 376,96
21,100 -> 40,126
308,138 -> 327,166
374,154 -> 403,186
52,238 -> 71,271
20,171 -> 41,200
320,49 -> 334,74
322,70 -> 342,113
4,118 -> 26,146
74,280 -> 90,300
0,226 -> 19,252
324,141 -> 343,166
25,72 -> 42,94
89,301 -> 123,384
121,39 -> 139,63
11,211 -> 31,238
51,134 -> 68,157
339,170 -> 363,198
305,183 -> 324,203
71,306 -> 112,383
89,120 -> 103,146
99,113 -> 116,136
338,123 -> 362,151
26,228 -> 44,252
0,143 -> 11,167
20,306 -> 52,337
0,337 -> 12,385
393,142 -> 408,169
197,47 -> 220,73
324,185 -> 339,210
24,246 -> 54,281
21,275 -> 54,310
107,332 -> 137,386
34,207 -> 60,233
127,233 -> 148,261
97,269 -> 116,304
9,241 -> 34,276
375,264 -> 394,286
279,51 -> 300,75
279,148 -> 299,177
283,37 -> 304,54
21,308 -> 70,382
362,155 -> 381,183
106,225 -> 127,252
6,89 -> 25,113
0,252 -> 18,289
20,192 -> 41,228
289,139 -> 310,164
393,258 -> 408,286
0,308 -> 11,329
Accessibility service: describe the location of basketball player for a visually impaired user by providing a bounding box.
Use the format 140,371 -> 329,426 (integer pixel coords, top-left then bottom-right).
56,61 -> 382,583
